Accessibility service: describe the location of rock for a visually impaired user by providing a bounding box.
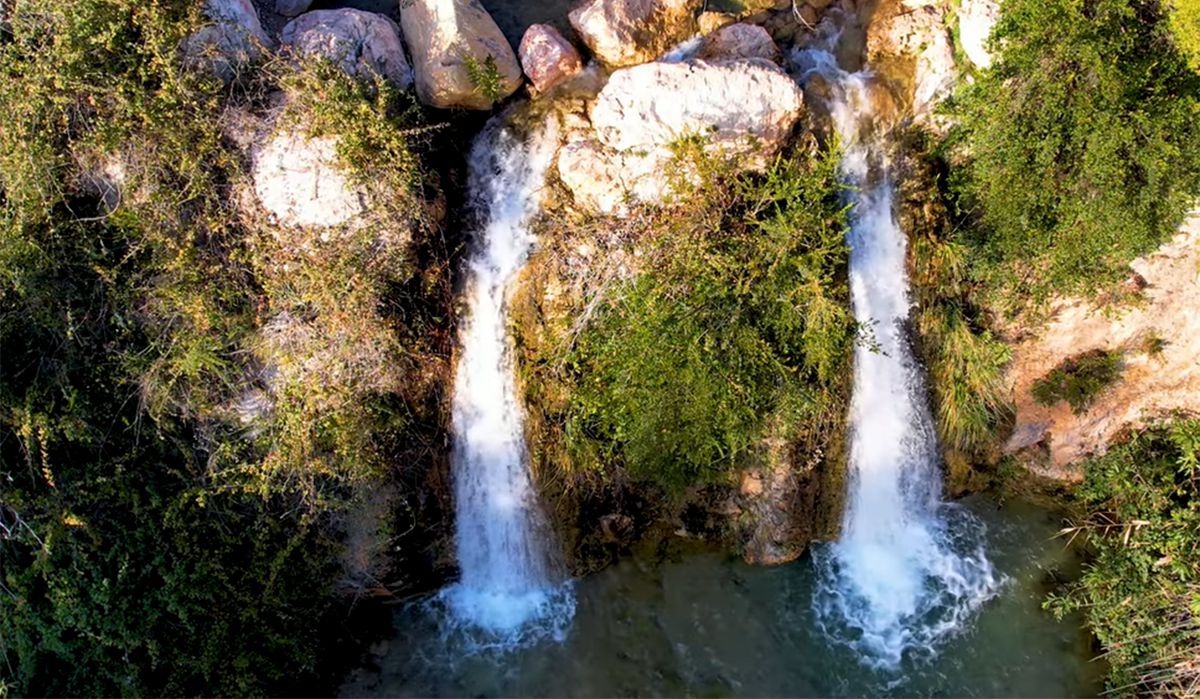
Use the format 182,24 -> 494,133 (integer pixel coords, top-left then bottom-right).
697,10 -> 736,34
797,3 -> 818,26
518,23 -> 583,93
697,23 -> 781,62
556,138 -> 671,214
252,129 -> 368,229
808,0 -> 833,9
281,9 -> 412,89
398,0 -> 521,109
275,0 -> 312,18
568,0 -> 700,68
589,59 -> 802,156
866,1 -> 955,118
958,0 -> 999,68
183,0 -> 272,82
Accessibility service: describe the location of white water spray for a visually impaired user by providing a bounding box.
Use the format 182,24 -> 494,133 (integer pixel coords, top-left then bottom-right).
796,46 -> 1000,669
439,118 -> 574,645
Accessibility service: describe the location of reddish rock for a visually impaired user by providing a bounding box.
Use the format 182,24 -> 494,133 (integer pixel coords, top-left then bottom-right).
518,23 -> 583,93
698,22 -> 782,62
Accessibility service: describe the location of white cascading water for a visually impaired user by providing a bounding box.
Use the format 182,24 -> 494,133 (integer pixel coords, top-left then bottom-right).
796,44 -> 1001,669
438,118 -> 574,646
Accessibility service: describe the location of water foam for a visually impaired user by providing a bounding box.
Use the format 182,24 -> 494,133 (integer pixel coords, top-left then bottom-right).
795,46 -> 1001,669
441,116 -> 574,648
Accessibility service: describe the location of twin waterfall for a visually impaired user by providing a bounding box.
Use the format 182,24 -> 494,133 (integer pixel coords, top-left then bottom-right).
440,119 -> 573,645
441,47 -> 997,666
800,49 -> 1000,667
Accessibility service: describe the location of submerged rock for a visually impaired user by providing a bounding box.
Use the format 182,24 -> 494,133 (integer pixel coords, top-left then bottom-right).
275,0 -> 312,18
519,23 -> 583,94
568,0 -> 700,68
252,128 -> 368,229
398,0 -> 521,109
281,9 -> 413,89
183,0 -> 272,82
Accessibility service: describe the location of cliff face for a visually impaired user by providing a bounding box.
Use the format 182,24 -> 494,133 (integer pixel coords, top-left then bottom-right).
1004,211 -> 1200,480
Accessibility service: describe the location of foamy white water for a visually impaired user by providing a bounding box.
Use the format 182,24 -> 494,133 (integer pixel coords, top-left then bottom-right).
796,46 -> 1001,669
439,118 -> 573,646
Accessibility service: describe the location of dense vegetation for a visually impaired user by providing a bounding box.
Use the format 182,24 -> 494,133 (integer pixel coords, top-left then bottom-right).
0,1 -> 445,695
948,0 -> 1200,310
1048,420 -> 1200,697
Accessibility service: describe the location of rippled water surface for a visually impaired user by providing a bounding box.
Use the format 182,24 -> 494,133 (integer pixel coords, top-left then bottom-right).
342,497 -> 1104,698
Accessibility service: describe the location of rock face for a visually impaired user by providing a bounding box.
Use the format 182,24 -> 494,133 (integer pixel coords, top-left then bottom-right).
1004,212 -> 1200,481
957,0 -> 999,68
866,0 -> 955,118
281,9 -> 413,89
275,0 -> 312,18
184,0 -> 272,81
696,23 -> 781,62
252,129 -> 368,229
398,0 -> 521,109
568,0 -> 700,67
557,57 -> 803,214
518,23 -> 583,93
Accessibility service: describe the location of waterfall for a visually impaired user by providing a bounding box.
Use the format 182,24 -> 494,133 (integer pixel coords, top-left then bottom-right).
796,47 -> 1001,669
439,117 -> 574,646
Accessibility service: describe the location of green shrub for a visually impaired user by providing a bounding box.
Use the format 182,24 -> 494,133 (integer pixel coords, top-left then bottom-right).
1168,0 -> 1200,70
1047,419 -> 1200,697
947,0 -> 1200,308
462,53 -> 504,104
1031,349 -> 1123,414
555,139 -> 856,490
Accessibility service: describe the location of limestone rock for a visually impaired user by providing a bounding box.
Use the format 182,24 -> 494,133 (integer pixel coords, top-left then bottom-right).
275,0 -> 312,18
252,129 -> 368,229
518,23 -> 583,93
697,10 -> 736,34
568,0 -> 701,68
398,0 -> 521,109
866,0 -> 955,118
556,138 -> 671,214
958,0 -> 999,68
697,22 -> 782,62
184,0 -> 272,82
281,9 -> 413,89
589,58 -> 802,155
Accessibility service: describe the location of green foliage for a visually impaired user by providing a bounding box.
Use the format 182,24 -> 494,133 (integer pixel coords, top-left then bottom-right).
462,53 -> 504,104
1046,419 -> 1200,697
1031,349 -> 1123,414
557,140 -> 856,489
1168,0 -> 1200,71
947,0 -> 1200,307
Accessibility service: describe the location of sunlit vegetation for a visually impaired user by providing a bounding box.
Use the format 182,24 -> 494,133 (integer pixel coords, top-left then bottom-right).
1048,419 -> 1200,697
0,0 -> 445,695
947,0 -> 1200,311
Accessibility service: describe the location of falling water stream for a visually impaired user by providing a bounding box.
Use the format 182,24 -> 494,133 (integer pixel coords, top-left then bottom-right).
437,116 -> 574,645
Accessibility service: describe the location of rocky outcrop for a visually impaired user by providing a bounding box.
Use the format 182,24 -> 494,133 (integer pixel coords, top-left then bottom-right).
251,128 -> 369,229
1004,211 -> 1200,481
398,0 -> 521,109
957,0 -> 999,68
696,23 -> 781,63
184,0 -> 272,82
518,24 -> 583,93
556,57 -> 803,214
281,9 -> 413,89
568,0 -> 700,68
866,0 -> 955,119
274,0 -> 312,19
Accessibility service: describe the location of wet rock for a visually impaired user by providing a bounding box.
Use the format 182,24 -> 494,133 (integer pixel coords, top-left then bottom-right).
274,0 -> 312,18
281,9 -> 412,89
697,23 -> 781,62
252,128 -> 368,229
518,23 -> 583,93
958,0 -> 999,68
183,0 -> 272,82
568,0 -> 700,68
398,0 -> 521,109
866,0 -> 955,118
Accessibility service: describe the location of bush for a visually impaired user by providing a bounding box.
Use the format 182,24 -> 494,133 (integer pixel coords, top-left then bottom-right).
1047,419 -> 1200,697
554,139 -> 856,489
947,0 -> 1200,308
1031,348 -> 1123,414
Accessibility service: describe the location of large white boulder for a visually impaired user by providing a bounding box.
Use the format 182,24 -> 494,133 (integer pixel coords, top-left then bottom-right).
183,0 -> 272,82
568,0 -> 700,68
398,0 -> 521,109
281,9 -> 413,89
252,129 -> 368,229
958,0 -> 999,69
